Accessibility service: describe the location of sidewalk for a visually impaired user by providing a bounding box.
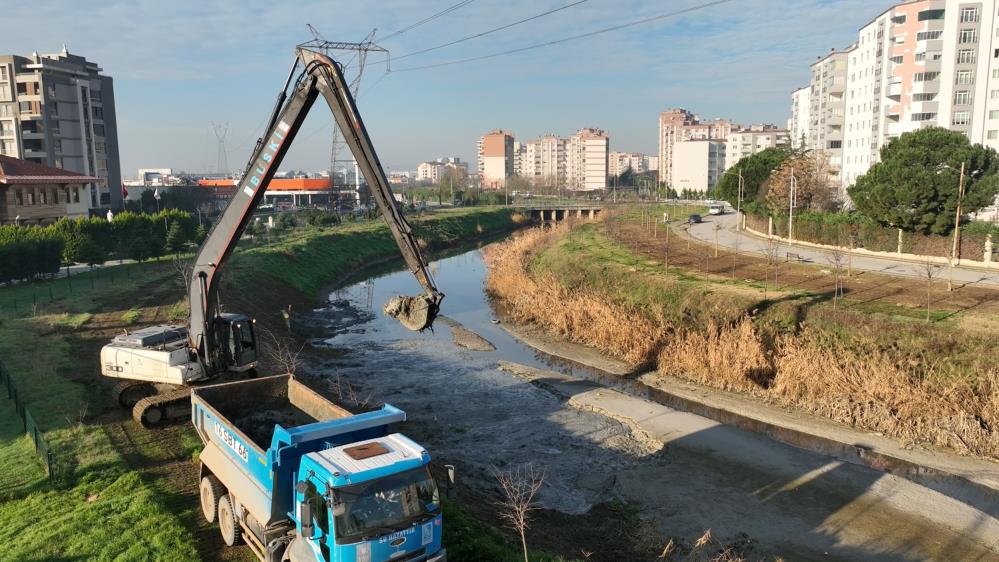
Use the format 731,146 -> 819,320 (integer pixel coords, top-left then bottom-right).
685,212 -> 999,287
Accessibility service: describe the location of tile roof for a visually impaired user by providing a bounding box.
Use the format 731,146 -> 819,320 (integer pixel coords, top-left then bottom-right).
0,155 -> 99,185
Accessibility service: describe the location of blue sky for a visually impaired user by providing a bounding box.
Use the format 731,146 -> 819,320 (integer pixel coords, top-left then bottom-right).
1,0 -> 877,177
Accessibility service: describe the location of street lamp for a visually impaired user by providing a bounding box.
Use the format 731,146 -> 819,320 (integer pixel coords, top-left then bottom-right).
937,162 -> 981,291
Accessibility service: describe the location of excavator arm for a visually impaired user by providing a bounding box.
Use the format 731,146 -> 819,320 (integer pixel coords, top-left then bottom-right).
188,47 -> 443,373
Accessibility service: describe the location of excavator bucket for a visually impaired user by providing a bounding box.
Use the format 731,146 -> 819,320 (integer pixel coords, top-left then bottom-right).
383,295 -> 439,332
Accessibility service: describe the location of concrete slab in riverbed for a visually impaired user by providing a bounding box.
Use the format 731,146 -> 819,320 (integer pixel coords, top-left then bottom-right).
500,361 -> 999,561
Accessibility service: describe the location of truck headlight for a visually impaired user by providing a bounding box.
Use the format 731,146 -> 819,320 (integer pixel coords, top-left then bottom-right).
356,542 -> 371,562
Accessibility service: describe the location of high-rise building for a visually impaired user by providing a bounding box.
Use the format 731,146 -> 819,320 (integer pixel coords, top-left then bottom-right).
0,48 -> 121,210
658,109 -> 738,187
725,125 -> 791,170
477,129 -> 514,189
566,128 -> 609,191
672,140 -> 727,193
789,86 -> 812,149
792,1 -> 999,193
809,48 -> 849,187
608,151 -> 648,176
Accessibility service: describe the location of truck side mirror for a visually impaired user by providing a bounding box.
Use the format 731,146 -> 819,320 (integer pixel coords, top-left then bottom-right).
444,464 -> 456,499
297,481 -> 315,538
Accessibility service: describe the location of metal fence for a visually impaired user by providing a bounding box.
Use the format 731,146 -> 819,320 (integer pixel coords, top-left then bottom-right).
0,361 -> 55,481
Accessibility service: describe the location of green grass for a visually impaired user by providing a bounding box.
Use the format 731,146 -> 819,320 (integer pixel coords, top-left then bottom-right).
0,207 -> 524,561
233,207 -> 518,295
443,499 -> 575,562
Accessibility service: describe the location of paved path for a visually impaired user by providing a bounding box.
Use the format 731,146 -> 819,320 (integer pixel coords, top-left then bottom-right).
685,211 -> 999,287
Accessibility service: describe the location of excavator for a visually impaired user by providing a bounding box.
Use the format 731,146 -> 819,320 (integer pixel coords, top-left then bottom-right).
101,46 -> 444,426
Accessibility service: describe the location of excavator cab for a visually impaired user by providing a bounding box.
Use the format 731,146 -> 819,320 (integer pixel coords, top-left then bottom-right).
218,313 -> 258,372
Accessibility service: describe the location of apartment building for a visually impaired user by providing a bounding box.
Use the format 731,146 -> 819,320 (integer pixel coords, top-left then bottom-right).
657,109 -> 738,187
608,151 -> 648,176
789,86 -> 812,149
672,140 -> 726,193
0,48 -> 121,211
647,156 -> 659,171
809,48 -> 850,187
417,157 -> 467,184
566,128 -> 609,191
725,125 -> 791,169
793,1 -> 999,193
477,129 -> 514,189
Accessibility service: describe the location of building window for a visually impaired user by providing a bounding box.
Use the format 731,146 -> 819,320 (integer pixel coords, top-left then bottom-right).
0,104 -> 10,117
953,111 -> 971,126
990,110 -> 999,119
915,72 -> 940,82
992,89 -> 999,99
889,55 -> 904,64
93,124 -> 105,136
0,66 -> 6,81
955,91 -> 972,105
95,142 -> 106,154
961,7 -> 979,22
918,9 -> 945,21
912,113 -> 937,121
26,191 -> 34,205
958,49 -> 976,64
891,15 -> 906,24
915,52 -> 926,61
956,70 -> 974,84
917,30 -> 944,41
828,140 -> 842,149
960,29 -> 978,44
994,69 -> 999,79
0,85 -> 10,102
90,90 -> 102,102
989,130 -> 999,140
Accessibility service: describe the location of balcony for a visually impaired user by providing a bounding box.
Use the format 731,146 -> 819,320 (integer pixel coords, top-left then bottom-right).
887,81 -> 903,97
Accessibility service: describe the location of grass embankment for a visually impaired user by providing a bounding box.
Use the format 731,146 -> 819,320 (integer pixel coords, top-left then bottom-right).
486,217 -> 999,460
0,207 -> 527,561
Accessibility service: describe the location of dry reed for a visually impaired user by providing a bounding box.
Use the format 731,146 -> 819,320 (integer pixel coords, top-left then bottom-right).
485,224 -> 999,459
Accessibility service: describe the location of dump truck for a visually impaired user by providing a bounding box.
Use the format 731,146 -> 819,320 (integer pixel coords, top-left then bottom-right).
193,374 -> 448,562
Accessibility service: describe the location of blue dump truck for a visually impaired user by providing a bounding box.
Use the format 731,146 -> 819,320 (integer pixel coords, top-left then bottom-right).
192,375 -> 448,562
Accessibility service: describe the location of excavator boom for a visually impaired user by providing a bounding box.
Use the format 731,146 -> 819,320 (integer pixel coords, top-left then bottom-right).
188,47 -> 443,373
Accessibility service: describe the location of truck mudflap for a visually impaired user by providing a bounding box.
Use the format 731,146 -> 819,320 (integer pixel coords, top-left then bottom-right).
201,441 -> 273,528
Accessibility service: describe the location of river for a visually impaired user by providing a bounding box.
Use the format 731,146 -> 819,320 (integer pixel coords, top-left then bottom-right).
293,244 -> 999,562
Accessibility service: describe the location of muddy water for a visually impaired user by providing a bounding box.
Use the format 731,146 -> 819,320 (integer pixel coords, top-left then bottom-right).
296,247 -> 999,561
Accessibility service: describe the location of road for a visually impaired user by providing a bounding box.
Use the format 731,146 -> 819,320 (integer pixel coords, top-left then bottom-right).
686,211 -> 999,287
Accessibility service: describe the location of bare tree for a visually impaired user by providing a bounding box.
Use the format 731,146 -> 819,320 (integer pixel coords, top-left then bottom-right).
494,463 -> 545,562
916,259 -> 941,323
826,247 -> 847,308
713,223 -> 723,258
760,239 -> 781,300
172,256 -> 193,292
260,328 -> 305,375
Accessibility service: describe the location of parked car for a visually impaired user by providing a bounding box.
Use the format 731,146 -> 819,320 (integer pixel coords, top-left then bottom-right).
688,214 -> 702,224
708,204 -> 725,215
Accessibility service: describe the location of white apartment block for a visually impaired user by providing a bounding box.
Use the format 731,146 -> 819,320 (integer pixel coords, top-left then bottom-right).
608,151 -> 648,176
658,109 -> 738,187
810,48 -> 849,187
672,140 -> 726,193
417,157 -> 468,184
478,130 -> 514,189
647,156 -> 659,171
794,0 -> 999,194
566,128 -> 609,191
725,126 -> 791,170
789,86 -> 812,149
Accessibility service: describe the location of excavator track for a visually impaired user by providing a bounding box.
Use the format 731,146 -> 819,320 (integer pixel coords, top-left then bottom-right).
111,380 -> 157,408
133,387 -> 194,428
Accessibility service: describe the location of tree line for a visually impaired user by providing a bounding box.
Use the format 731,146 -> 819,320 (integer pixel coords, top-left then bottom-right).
714,127 -> 999,240
0,210 -> 206,283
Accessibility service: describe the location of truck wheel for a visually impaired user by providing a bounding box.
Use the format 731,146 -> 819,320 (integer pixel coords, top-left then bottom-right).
200,475 -> 223,523
218,494 -> 242,547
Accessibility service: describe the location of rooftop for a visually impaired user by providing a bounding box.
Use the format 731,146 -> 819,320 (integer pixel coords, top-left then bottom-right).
0,155 -> 99,185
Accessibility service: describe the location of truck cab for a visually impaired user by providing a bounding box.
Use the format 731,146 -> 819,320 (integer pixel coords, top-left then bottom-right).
192,375 -> 446,562
289,435 -> 445,562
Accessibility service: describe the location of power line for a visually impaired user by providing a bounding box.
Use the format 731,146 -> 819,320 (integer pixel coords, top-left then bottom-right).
379,0 -> 478,42
375,0 -> 590,64
392,0 -> 735,72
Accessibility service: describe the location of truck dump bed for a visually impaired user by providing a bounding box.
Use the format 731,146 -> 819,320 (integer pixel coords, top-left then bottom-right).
192,375 -> 406,527
194,374 -> 355,448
